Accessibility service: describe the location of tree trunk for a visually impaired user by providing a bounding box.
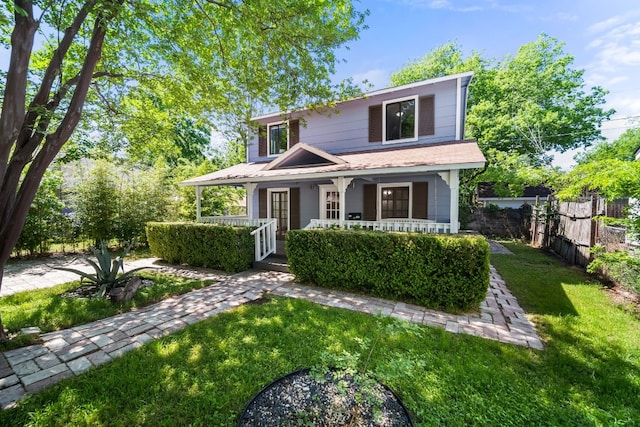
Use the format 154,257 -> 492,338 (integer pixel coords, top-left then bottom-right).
0,1 -> 123,340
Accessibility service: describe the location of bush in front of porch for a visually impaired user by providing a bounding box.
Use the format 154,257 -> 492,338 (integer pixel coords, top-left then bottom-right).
286,229 -> 490,311
146,222 -> 254,272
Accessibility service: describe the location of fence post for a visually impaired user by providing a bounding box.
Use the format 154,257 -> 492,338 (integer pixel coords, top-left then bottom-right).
589,195 -> 598,261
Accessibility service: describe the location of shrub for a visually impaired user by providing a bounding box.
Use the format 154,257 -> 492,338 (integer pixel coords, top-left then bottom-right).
286,229 -> 490,311
588,246 -> 640,293
146,222 -> 254,273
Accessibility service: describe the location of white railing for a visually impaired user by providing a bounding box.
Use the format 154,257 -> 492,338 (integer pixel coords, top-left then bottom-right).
306,218 -> 452,234
199,216 -> 276,261
199,216 -> 272,227
250,219 -> 277,261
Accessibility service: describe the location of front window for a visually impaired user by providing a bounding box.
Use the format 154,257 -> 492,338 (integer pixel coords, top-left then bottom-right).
383,96 -> 417,143
268,122 -> 288,156
381,186 -> 410,219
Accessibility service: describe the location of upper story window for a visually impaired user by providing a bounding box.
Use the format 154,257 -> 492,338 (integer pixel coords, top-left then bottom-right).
268,122 -> 288,156
369,95 -> 434,144
384,97 -> 417,142
258,119 -> 299,158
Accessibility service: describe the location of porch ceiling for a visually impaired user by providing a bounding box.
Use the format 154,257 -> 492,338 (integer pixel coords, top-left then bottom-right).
180,140 -> 485,187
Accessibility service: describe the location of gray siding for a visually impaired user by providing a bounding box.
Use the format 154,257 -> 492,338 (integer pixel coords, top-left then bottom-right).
248,80 -> 459,163
250,173 -> 452,226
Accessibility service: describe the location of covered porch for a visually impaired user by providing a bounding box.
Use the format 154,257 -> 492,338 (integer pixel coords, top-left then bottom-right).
181,141 -> 486,262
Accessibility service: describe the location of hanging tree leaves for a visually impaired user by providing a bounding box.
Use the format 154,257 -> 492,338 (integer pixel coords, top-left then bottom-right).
0,0 -> 368,337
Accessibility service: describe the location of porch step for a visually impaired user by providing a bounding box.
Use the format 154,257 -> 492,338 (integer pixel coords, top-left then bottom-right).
253,255 -> 290,273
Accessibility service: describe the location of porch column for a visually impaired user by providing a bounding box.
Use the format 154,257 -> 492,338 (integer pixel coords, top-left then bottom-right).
449,169 -> 459,233
331,177 -> 353,226
196,186 -> 203,222
244,182 -> 257,218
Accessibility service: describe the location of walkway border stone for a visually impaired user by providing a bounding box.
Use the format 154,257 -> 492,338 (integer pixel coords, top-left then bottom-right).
0,263 -> 541,409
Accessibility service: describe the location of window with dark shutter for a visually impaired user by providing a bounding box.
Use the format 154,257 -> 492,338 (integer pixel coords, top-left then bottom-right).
418,95 -> 435,136
368,105 -> 382,143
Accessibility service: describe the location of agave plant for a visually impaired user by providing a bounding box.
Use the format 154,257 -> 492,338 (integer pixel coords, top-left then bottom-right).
56,241 -> 150,298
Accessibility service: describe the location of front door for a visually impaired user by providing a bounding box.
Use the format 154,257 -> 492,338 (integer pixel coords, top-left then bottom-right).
269,189 -> 289,240
319,185 -> 340,220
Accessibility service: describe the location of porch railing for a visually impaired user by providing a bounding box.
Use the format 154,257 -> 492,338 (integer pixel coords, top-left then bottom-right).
250,219 -> 277,261
200,216 -> 271,227
305,218 -> 451,233
199,216 -> 276,261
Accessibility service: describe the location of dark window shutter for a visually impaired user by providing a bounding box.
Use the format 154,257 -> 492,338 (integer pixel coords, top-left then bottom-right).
258,125 -> 267,157
290,187 -> 300,229
289,120 -> 299,147
363,184 -> 377,220
258,188 -> 267,218
368,105 -> 382,142
418,96 -> 435,136
412,182 -> 428,219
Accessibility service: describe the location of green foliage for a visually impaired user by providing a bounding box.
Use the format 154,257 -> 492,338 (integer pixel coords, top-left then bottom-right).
286,229 -> 490,311
54,242 -> 149,298
73,160 -> 119,245
146,222 -> 254,272
576,127 -> 640,164
171,159 -> 245,221
73,160 -> 172,245
15,170 -> 65,256
587,246 -> 640,293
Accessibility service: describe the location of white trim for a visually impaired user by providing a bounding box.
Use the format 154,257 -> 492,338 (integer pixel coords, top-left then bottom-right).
377,182 -> 413,220
318,184 -> 339,220
382,95 -> 419,145
455,78 -> 462,140
251,71 -> 474,121
266,120 -> 290,157
179,162 -> 486,187
266,187 -> 290,234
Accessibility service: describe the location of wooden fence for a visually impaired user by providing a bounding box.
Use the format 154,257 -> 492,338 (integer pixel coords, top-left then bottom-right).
530,195 -> 628,267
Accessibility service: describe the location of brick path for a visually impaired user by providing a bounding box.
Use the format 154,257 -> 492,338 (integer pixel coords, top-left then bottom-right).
0,260 -> 541,409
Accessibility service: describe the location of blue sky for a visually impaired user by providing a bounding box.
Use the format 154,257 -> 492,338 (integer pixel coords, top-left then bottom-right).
333,0 -> 640,168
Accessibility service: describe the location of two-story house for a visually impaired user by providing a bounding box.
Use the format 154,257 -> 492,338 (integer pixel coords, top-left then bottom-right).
181,72 -> 486,260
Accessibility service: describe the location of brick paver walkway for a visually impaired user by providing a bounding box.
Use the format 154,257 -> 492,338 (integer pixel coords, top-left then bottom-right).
0,259 -> 541,409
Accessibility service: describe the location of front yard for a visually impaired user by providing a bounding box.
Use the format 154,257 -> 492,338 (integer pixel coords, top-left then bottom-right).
1,242 -> 639,425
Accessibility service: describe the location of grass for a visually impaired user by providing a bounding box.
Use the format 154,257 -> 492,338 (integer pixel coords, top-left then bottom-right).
1,242 -> 639,426
0,273 -> 214,351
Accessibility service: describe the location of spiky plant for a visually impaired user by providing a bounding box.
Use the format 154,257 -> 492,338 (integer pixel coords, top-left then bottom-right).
55,241 -> 150,298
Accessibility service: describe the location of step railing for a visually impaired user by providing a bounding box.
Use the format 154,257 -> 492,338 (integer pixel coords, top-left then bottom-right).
199,216 -> 276,261
250,219 -> 277,261
306,218 -> 451,233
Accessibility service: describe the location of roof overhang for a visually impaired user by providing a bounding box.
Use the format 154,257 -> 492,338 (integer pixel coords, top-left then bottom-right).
180,140 -> 486,187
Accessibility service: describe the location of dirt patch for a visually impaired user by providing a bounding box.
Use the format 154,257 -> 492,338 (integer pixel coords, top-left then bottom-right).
606,283 -> 640,319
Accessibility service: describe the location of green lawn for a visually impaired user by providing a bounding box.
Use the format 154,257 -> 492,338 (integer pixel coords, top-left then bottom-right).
0,273 -> 213,351
1,242 -> 639,426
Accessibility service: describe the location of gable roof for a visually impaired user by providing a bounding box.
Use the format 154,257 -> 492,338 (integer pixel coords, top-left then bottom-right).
251,71 -> 474,122
262,142 -> 346,171
181,140 -> 486,187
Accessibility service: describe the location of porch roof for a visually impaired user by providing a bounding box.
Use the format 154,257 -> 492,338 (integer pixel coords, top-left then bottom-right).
180,140 -> 485,187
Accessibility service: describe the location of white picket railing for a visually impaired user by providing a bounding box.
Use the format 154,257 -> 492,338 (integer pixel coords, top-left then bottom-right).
200,216 -> 271,227
305,218 -> 451,233
250,219 -> 277,261
198,216 -> 276,261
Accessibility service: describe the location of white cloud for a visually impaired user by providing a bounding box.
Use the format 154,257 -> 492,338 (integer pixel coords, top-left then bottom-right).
395,0 -> 528,13
351,69 -> 390,90
588,16 -> 624,34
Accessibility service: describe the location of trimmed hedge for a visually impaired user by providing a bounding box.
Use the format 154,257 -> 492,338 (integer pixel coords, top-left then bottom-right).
286,229 -> 490,311
146,222 -> 254,273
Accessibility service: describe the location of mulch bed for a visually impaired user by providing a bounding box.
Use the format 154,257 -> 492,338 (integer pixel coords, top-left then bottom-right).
238,368 -> 413,427
61,276 -> 154,299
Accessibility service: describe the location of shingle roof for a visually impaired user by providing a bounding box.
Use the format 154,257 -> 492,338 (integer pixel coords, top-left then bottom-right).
181,140 -> 486,186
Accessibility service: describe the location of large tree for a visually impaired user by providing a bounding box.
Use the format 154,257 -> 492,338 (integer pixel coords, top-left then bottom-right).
391,36 -> 612,199
0,0 -> 367,337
